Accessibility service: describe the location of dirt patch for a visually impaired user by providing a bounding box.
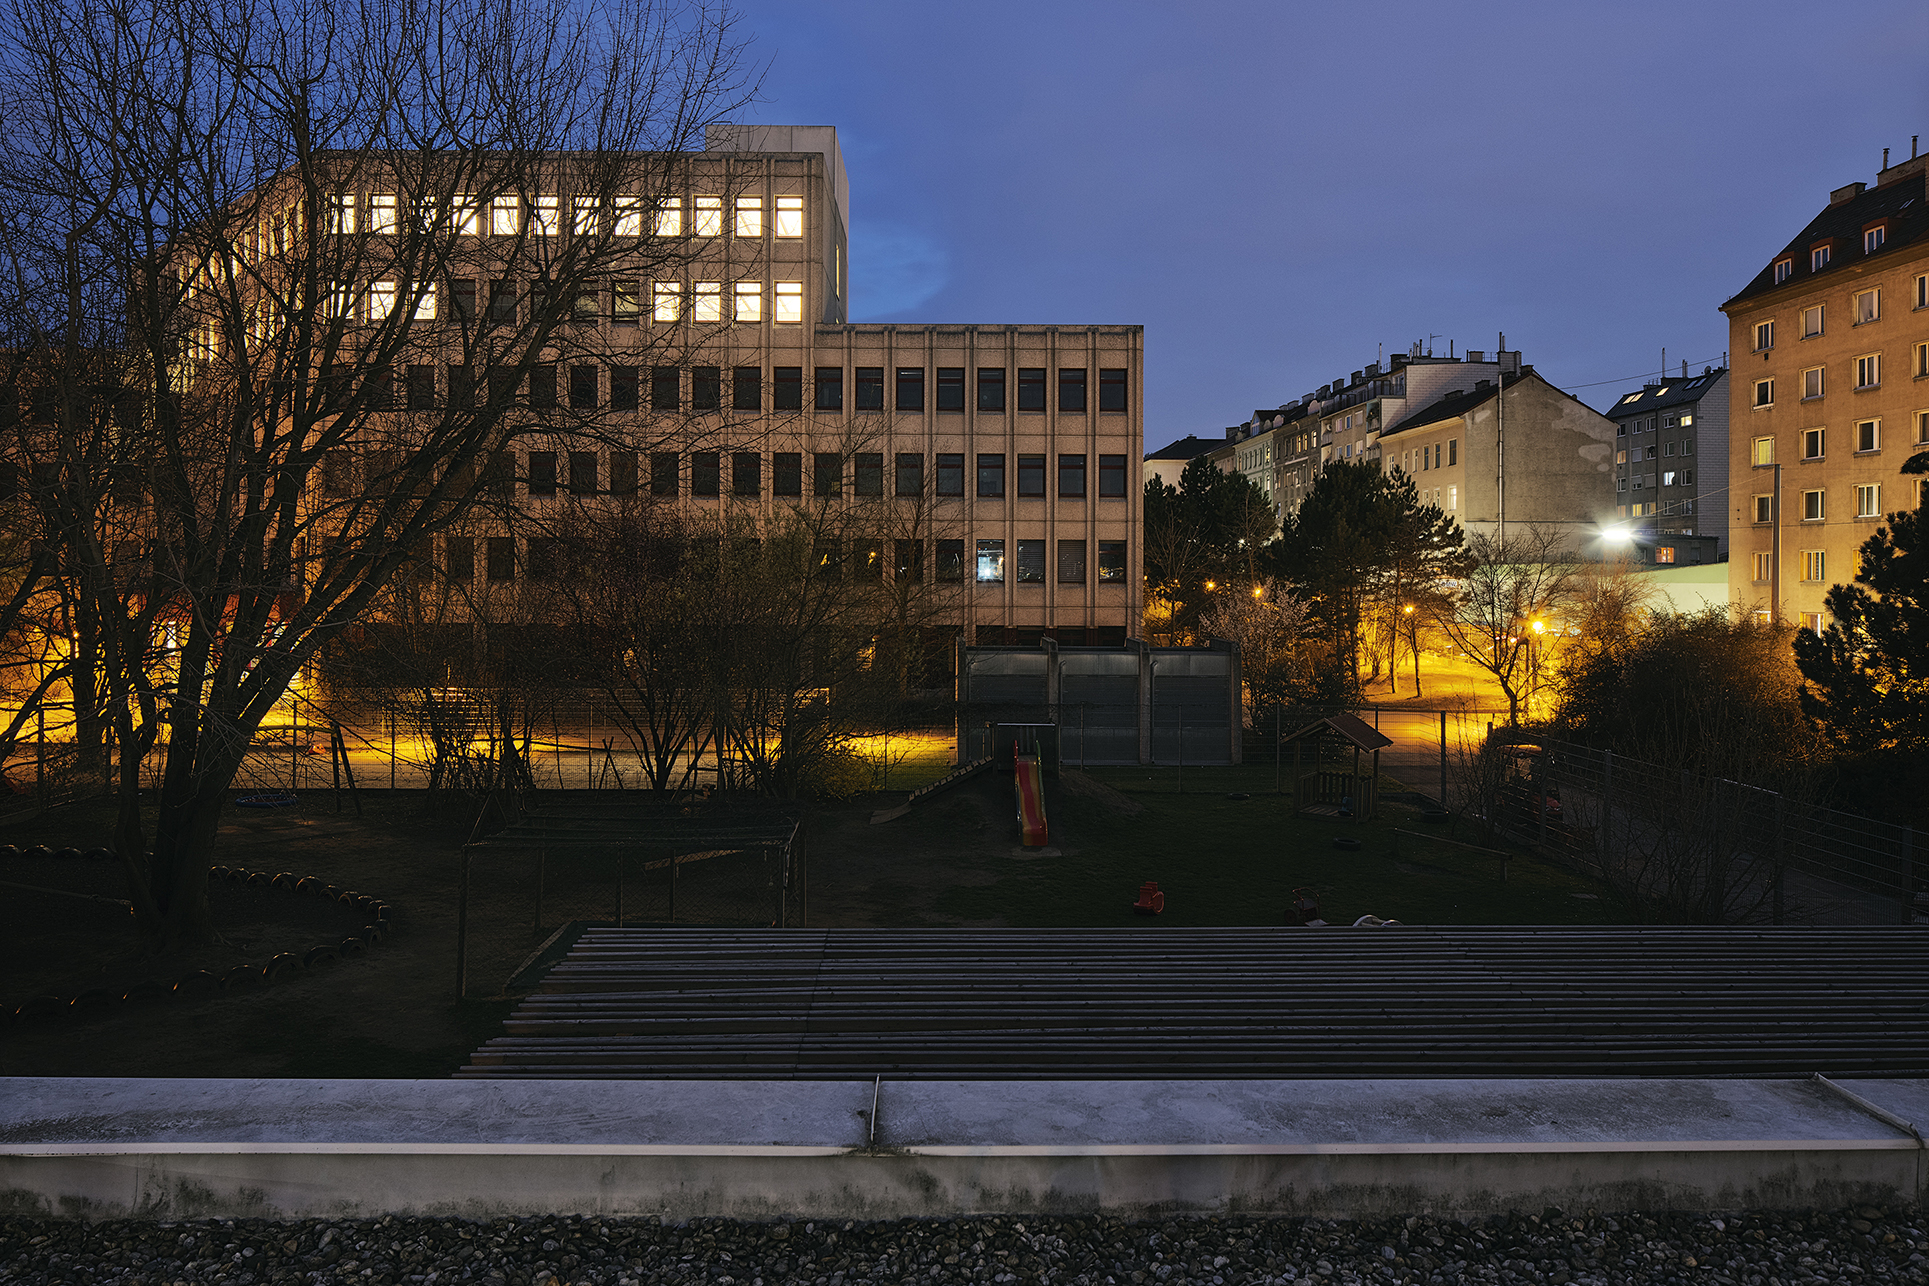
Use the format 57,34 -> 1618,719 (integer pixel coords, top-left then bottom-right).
1058,768 -> 1144,816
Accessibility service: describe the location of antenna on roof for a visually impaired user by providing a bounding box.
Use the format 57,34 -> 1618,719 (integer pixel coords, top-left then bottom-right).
1915,135 -> 1920,160
1884,147 -> 1891,169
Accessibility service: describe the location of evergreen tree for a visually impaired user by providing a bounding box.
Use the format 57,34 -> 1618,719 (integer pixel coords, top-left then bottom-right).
1142,455 -> 1275,643
1795,505 -> 1929,755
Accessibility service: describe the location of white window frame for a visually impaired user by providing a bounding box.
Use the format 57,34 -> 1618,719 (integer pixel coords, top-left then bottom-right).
368,194 -> 396,235
1856,483 -> 1881,517
733,280 -> 762,323
1854,288 -> 1879,324
1753,494 -> 1772,524
572,196 -> 599,236
1856,353 -> 1881,389
1774,258 -> 1793,284
1917,273 -> 1929,310
653,198 -> 682,238
413,282 -> 437,321
614,196 -> 644,238
367,281 -> 396,320
1811,244 -> 1831,271
735,196 -> 763,238
1447,485 -> 1456,511
1918,409 -> 1929,445
693,195 -> 722,236
326,193 -> 356,235
1751,436 -> 1774,466
1754,320 -> 1774,351
1853,418 -> 1879,452
692,281 -> 722,323
1915,340 -> 1928,378
1800,611 -> 1825,633
775,196 -> 803,239
531,196 -> 559,236
1800,550 -> 1825,583
452,195 -> 479,236
652,281 -> 681,323
1753,378 -> 1773,408
1802,305 -> 1824,337
1865,225 -> 1886,254
491,195 -> 519,237
1802,489 -> 1824,521
773,281 -> 802,324
1752,551 -> 1772,582
1802,366 -> 1824,399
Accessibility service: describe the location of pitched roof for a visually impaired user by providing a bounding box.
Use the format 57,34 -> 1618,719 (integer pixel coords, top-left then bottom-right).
1722,166 -> 1929,311
1605,369 -> 1727,419
1144,434 -> 1221,461
1382,369 -> 1520,437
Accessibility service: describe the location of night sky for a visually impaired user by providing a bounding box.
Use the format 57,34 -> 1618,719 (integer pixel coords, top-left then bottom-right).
729,0 -> 1929,445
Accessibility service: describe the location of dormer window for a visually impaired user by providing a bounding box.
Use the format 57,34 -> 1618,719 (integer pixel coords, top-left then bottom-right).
1811,242 -> 1832,272
1774,258 -> 1793,284
1864,224 -> 1887,254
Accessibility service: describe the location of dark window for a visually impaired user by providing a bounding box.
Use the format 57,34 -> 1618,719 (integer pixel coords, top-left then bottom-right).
733,451 -> 761,496
448,364 -> 475,408
894,539 -> 924,583
445,537 -> 474,582
773,452 -> 803,496
569,365 -> 597,409
483,451 -> 514,497
1448,438 -> 1458,466
320,453 -> 352,497
528,451 -> 558,497
1099,368 -> 1128,412
1097,541 -> 1127,581
936,453 -> 964,496
366,366 -> 395,410
612,280 -> 640,326
527,538 -> 559,581
977,453 -> 1006,498
936,367 -> 965,411
489,280 -> 516,323
936,539 -> 965,582
977,368 -> 1006,412
855,367 -> 884,410
650,366 -> 678,411
814,453 -> 840,497
528,364 -> 557,409
1058,454 -> 1087,497
1055,627 -> 1088,646
450,278 -> 476,321
1017,454 -> 1046,498
610,453 -> 638,495
733,366 -> 761,411
569,452 -> 598,495
896,453 -> 923,496
1017,367 -> 1046,411
406,365 -> 436,410
855,452 -> 884,496
650,452 -> 678,496
1057,540 -> 1086,583
692,452 -> 720,496
1098,454 -> 1127,497
486,536 -> 516,582
486,366 -> 519,407
896,367 -> 925,411
692,366 -> 721,411
1016,539 -> 1045,583
610,366 -> 639,411
774,366 -> 803,410
1617,421 -> 1627,437
856,540 -> 885,580
1058,368 -> 1087,412
815,367 -> 843,411
813,541 -> 841,580
572,286 -> 599,323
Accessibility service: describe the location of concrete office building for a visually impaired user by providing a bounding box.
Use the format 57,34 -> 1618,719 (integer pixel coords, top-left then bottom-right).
1720,142 -> 1929,629
1601,367 -> 1730,565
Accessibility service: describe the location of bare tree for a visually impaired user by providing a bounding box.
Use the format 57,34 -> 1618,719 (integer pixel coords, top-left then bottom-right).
1429,525 -> 1578,725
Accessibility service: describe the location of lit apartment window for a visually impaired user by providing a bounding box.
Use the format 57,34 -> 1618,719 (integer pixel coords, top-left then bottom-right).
975,539 -> 1005,584
1865,225 -> 1887,253
652,281 -> 680,322
1802,489 -> 1824,521
734,281 -> 761,322
367,282 -> 396,320
1774,258 -> 1793,284
735,196 -> 763,237
1754,320 -> 1774,351
1752,436 -> 1774,466
1754,378 -> 1773,408
1811,244 -> 1831,271
1802,305 -> 1823,338
1855,289 -> 1880,324
775,196 -> 803,238
1915,340 -> 1928,377
1856,419 -> 1879,452
453,194 -> 482,236
1801,550 -> 1825,582
614,196 -> 644,237
774,281 -> 802,323
572,196 -> 598,235
1097,541 -> 1128,582
531,196 -> 558,236
693,195 -> 721,236
1802,427 -> 1824,459
1856,483 -> 1881,517
1752,551 -> 1772,583
654,198 -> 681,237
325,193 -> 355,234
414,282 -> 437,320
491,196 -> 518,236
1655,547 -> 1675,565
1802,367 -> 1823,399
612,280 -> 641,325
1753,494 -> 1772,523
1800,611 -> 1825,633
693,281 -> 721,323
369,194 -> 396,234
1856,354 -> 1881,389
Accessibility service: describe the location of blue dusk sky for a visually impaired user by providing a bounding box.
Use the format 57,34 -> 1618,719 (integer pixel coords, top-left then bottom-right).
726,0 -> 1929,448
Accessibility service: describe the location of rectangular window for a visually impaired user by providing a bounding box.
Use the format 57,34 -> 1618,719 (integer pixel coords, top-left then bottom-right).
734,280 -> 761,322
1803,305 -> 1824,337
692,281 -> 722,323
486,537 -> 516,583
1754,378 -> 1774,408
1752,435 -> 1774,466
937,539 -> 965,582
448,364 -> 476,409
1099,368 -> 1128,412
1855,289 -> 1880,324
854,453 -> 884,496
773,452 -> 802,496
1017,367 -> 1046,412
1755,320 -> 1774,351
1058,368 -> 1087,412
610,453 -> 638,495
732,452 -> 760,497
936,367 -> 965,411
490,195 -> 518,236
1774,258 -> 1793,284
1857,418 -> 1879,452
1097,541 -> 1127,582
692,452 -> 720,497
1856,483 -> 1881,517
855,367 -> 884,410
1811,244 -> 1831,272
975,539 -> 1005,583
735,196 -> 762,238
1058,453 -> 1087,498
773,366 -> 803,411
1662,471 -> 1677,487
652,281 -> 680,322
1916,340 -> 1929,377
614,195 -> 644,237
1016,540 -> 1045,584
1802,488 -> 1824,521
774,281 -> 802,323
775,196 -> 803,238
610,279 -> 640,325
1017,454 -> 1046,498
895,453 -> 923,496
1754,494 -> 1772,523
413,282 -> 438,320
815,367 -> 843,411
1752,551 -> 1772,582
1801,550 -> 1826,582
692,366 -> 720,411
896,367 -> 925,411
733,366 -> 761,411
1447,485 -> 1457,510
1655,546 -> 1675,565
1857,354 -> 1881,388
977,453 -> 1006,498
1803,427 -> 1824,459
651,452 -> 678,497
568,365 -> 597,409
609,366 -> 638,411
813,453 -> 840,498
653,198 -> 681,238
813,542 -> 840,580
977,368 -> 1006,411
1865,225 -> 1886,254
445,536 -> 474,583
693,195 -> 721,236
1448,438 -> 1458,466
370,193 -> 397,234
1803,366 -> 1824,399
325,192 -> 355,235
1918,273 -> 1929,309
528,451 -> 558,498
449,278 -> 476,322
569,452 -> 598,495
569,196 -> 598,236
649,366 -> 678,411
1098,454 -> 1127,498
1057,540 -> 1086,584
406,365 -> 436,410
894,539 -> 923,583
936,453 -> 964,497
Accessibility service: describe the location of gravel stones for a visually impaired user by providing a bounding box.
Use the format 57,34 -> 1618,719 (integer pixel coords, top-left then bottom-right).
3,1206 -> 1925,1285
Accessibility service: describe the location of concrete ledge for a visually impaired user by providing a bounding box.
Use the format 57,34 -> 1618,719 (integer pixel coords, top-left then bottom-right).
4,1077 -> 1925,1220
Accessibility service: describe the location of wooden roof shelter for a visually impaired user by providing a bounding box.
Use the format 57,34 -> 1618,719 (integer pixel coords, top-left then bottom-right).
1279,713 -> 1394,819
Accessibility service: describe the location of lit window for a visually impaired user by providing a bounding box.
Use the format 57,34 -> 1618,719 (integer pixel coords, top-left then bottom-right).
1753,379 -> 1773,408
453,195 -> 479,236
1865,225 -> 1887,254
1801,550 -> 1825,582
367,281 -> 396,320
1753,494 -> 1772,523
1097,541 -> 1128,582
572,196 -> 598,235
414,283 -> 437,320
1662,471 -> 1677,487
531,196 -> 559,236
613,280 -> 641,325
1802,489 -> 1824,521
653,198 -> 681,237
1802,305 -> 1824,337
1802,427 -> 1824,459
1803,367 -> 1823,399
1855,289 -> 1879,324
1447,485 -> 1457,510
1800,611 -> 1824,633
693,196 -> 722,236
775,196 -> 803,238
1754,320 -> 1774,351
324,283 -> 353,317
692,281 -> 721,323
1774,258 -> 1793,284
652,281 -> 680,323
1856,483 -> 1881,517
1655,546 -> 1675,564
733,280 -> 761,322
492,196 -> 518,236
1680,414 -> 1694,427
975,539 -> 1005,584
1751,436 -> 1774,466
615,196 -> 644,237
326,193 -> 356,235
1811,244 -> 1831,271
1856,353 -> 1881,388
1752,552 -> 1772,582
774,281 -> 802,323
735,196 -> 763,238
1856,419 -> 1879,452
369,194 -> 396,234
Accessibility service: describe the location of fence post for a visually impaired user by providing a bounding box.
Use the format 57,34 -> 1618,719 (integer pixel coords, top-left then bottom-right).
291,709 -> 299,790
1438,710 -> 1447,807
1534,749 -> 1546,846
1773,793 -> 1786,926
456,848 -> 470,1000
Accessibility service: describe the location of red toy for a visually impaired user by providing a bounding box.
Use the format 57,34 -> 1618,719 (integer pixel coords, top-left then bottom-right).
1132,881 -> 1165,915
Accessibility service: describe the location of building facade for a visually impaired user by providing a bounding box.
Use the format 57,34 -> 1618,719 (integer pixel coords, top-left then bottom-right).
1602,366 -> 1730,565
1719,147 -> 1929,629
1142,434 -> 1219,490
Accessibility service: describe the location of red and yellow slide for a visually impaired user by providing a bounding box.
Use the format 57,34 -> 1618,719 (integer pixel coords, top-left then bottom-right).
1014,754 -> 1049,847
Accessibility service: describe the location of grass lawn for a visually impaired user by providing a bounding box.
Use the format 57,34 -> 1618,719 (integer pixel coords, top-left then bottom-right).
912,763 -> 1628,929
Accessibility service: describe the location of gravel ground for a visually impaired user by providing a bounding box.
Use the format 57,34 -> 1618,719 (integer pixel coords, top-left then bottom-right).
5,1206 -> 1926,1286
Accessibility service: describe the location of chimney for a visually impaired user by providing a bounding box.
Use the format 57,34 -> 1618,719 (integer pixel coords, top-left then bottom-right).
1498,350 -> 1522,376
1682,360 -> 1688,379
1832,180 -> 1867,203
1465,350 -> 1486,364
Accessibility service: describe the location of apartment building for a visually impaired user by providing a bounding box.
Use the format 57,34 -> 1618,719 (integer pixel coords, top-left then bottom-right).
1719,144 -> 1929,629
1602,366 -> 1730,565
1142,434 -> 1218,490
